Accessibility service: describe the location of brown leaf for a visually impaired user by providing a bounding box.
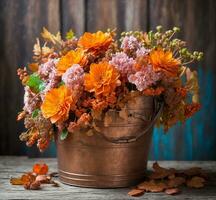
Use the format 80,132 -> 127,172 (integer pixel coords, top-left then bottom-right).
17,111 -> 26,121
10,177 -> 24,185
28,63 -> 39,72
11,173 -> 36,186
35,175 -> 50,183
24,180 -> 41,190
167,177 -> 186,188
138,180 -> 167,192
183,167 -> 203,176
165,188 -> 181,195
168,174 -> 175,180
150,162 -> 176,179
186,176 -> 205,188
128,188 -> 144,197
149,171 -> 171,179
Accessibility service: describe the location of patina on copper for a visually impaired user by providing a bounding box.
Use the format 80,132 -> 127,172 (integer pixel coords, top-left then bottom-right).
56,96 -> 163,188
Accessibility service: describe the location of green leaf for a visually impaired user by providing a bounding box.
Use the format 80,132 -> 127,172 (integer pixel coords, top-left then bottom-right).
27,74 -> 45,92
32,109 -> 40,118
66,29 -> 74,40
60,129 -> 68,140
58,81 -> 65,87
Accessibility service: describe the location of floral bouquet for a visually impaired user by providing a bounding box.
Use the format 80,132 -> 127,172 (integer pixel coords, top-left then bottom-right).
17,26 -> 202,152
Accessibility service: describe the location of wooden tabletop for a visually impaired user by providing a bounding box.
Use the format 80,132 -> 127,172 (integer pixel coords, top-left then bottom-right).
0,156 -> 216,200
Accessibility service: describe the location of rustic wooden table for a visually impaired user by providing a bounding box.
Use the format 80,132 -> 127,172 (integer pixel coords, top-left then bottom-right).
0,156 -> 216,200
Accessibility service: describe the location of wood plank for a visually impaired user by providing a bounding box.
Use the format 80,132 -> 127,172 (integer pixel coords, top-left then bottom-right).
0,157 -> 216,199
86,0 -> 148,35
0,0 -> 60,156
149,0 -> 216,160
61,0 -> 85,36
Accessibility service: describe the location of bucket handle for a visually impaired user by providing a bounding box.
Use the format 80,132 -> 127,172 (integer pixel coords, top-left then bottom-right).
97,99 -> 164,144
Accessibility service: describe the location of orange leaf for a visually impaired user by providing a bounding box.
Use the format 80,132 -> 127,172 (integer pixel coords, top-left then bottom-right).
165,188 -> 181,195
167,177 -> 186,188
10,177 -> 24,185
186,176 -> 205,188
128,188 -> 145,197
137,180 -> 167,192
33,163 -> 49,175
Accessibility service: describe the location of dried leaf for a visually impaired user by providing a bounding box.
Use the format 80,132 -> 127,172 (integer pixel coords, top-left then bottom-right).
24,180 -> 41,190
104,113 -> 112,127
183,167 -> 202,176
41,27 -> 62,45
185,68 -> 199,103
17,111 -> 26,121
167,177 -> 185,188
128,188 -> 144,197
28,63 -> 39,72
33,38 -> 42,56
10,177 -> 24,185
119,107 -> 128,121
138,180 -> 167,192
186,176 -> 205,188
165,188 -> 181,195
35,175 -> 50,183
33,163 -> 48,175
10,173 -> 35,186
150,162 -> 176,179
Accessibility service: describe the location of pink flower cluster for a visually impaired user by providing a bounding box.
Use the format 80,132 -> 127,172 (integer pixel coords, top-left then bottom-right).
128,65 -> 162,91
109,52 -> 135,80
38,59 -> 56,79
23,86 -> 40,113
62,64 -> 84,90
136,47 -> 150,57
39,59 -> 61,98
121,36 -> 140,51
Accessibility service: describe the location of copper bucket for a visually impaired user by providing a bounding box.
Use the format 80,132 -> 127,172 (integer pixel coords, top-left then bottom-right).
56,96 -> 163,188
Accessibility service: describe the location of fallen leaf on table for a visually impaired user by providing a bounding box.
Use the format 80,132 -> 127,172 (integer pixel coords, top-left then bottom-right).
186,176 -> 205,188
167,177 -> 186,188
10,162 -> 60,190
10,177 -> 24,185
128,188 -> 144,197
35,175 -> 50,183
183,167 -> 202,176
24,180 -> 41,190
165,188 -> 181,195
150,162 -> 176,179
137,180 -> 167,192
33,163 -> 48,175
10,173 -> 36,185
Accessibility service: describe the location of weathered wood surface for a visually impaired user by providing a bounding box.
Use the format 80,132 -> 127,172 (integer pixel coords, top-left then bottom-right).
0,157 -> 216,200
0,0 -> 216,160
0,0 -> 60,156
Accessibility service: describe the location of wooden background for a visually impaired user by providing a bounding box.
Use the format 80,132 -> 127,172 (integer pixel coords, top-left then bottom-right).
0,0 -> 215,160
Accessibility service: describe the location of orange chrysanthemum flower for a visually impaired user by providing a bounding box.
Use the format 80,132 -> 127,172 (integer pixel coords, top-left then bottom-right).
149,48 -> 180,77
84,61 -> 120,96
78,31 -> 112,53
41,85 -> 74,123
57,49 -> 85,75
